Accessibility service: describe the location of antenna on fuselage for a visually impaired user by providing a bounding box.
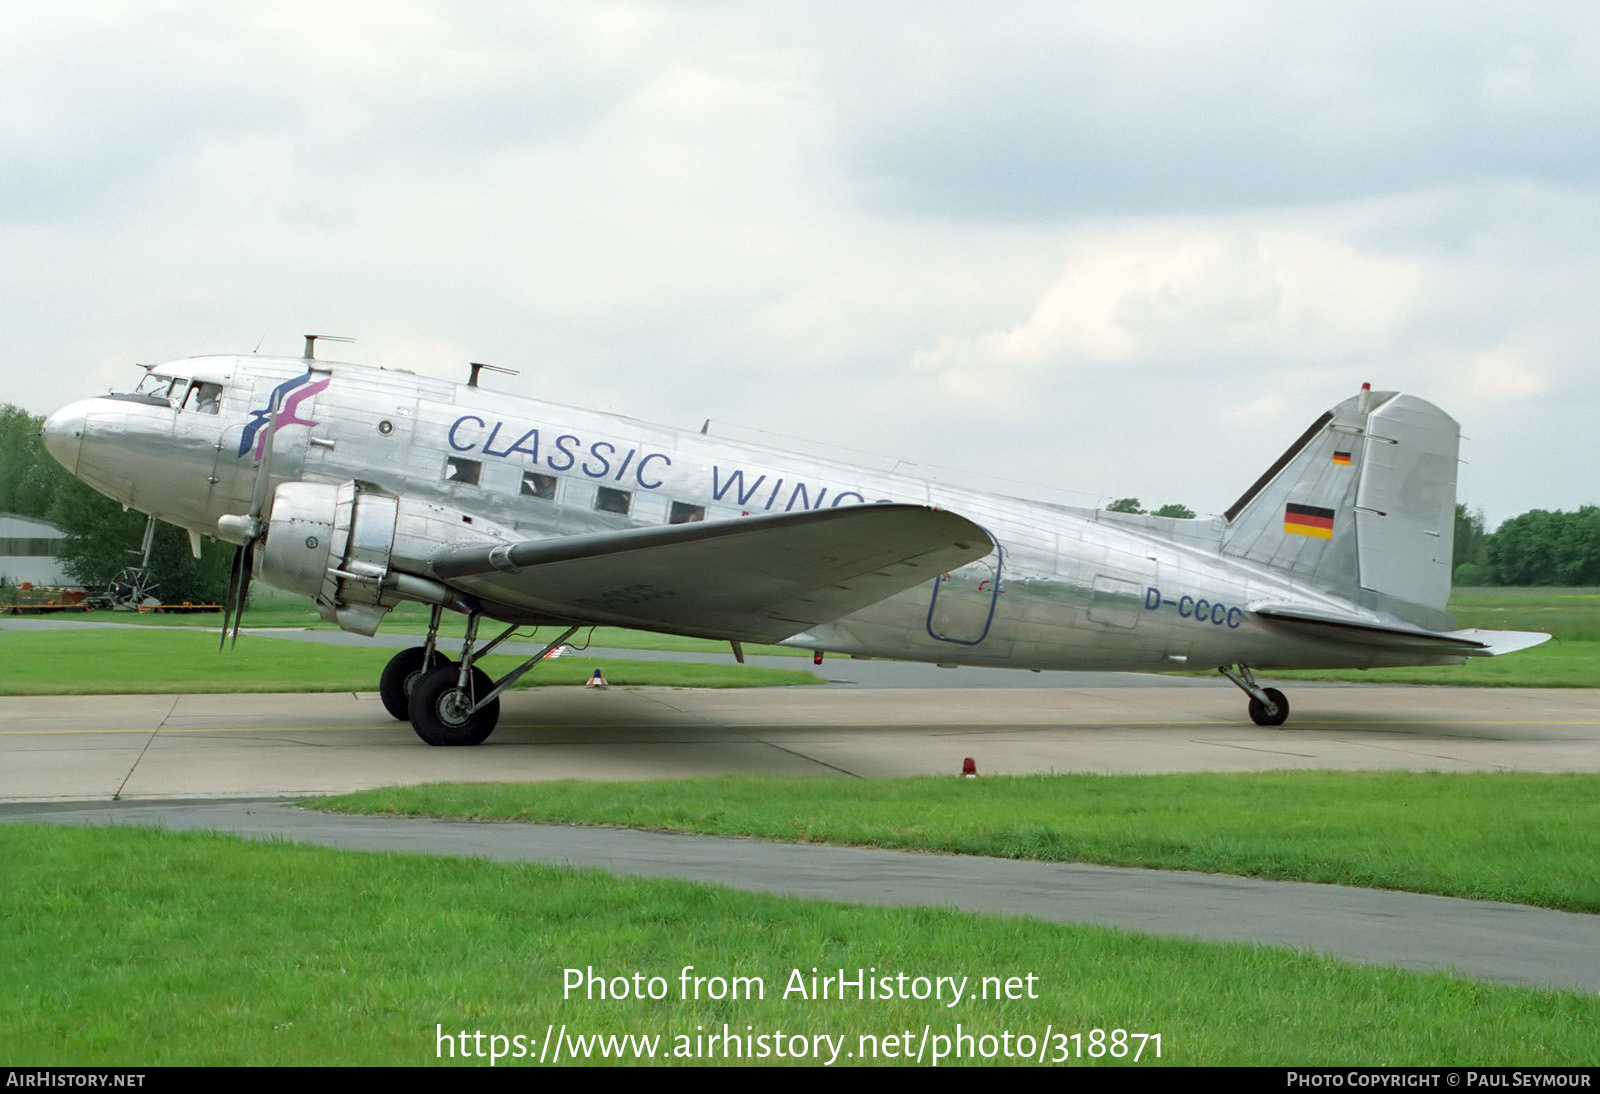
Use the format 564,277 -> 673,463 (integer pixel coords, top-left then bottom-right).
303,334 -> 354,359
467,361 -> 517,388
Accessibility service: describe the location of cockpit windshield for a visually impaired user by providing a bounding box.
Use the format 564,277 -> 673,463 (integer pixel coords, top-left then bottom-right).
105,372 -> 185,407
113,372 -> 223,412
132,373 -> 181,401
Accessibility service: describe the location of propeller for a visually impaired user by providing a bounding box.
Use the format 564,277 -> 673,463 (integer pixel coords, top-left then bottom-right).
218,389 -> 285,649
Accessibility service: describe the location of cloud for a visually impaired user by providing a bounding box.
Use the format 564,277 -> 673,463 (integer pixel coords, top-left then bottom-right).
903,215 -> 1428,409
825,2 -> 1600,218
1446,347 -> 1551,404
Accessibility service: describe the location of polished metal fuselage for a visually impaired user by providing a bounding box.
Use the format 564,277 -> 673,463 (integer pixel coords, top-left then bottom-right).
43,354 -> 1462,672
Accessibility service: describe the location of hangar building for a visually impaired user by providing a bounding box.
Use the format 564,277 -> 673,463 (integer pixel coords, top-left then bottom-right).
0,512 -> 72,587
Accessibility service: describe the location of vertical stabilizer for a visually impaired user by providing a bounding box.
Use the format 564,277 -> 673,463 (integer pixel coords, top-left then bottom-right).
1353,394 -> 1459,614
1221,388 -> 1458,625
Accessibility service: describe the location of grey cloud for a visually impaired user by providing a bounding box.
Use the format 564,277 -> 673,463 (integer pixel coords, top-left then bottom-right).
821,5 -> 1600,218
0,4 -> 648,221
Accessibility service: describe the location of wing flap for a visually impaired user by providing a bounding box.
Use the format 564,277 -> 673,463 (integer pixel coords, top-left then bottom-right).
1252,603 -> 1550,657
431,504 -> 992,643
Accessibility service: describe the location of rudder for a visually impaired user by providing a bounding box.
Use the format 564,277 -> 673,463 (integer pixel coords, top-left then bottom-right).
1221,387 -> 1458,626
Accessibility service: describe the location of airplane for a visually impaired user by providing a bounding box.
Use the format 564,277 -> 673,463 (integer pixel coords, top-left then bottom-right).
40,336 -> 1549,745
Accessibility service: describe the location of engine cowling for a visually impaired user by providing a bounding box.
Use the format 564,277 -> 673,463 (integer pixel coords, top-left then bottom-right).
255,480 -> 513,635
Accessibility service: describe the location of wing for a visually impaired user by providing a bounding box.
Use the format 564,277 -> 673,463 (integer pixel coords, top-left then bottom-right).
429,503 -> 993,643
1251,603 -> 1550,657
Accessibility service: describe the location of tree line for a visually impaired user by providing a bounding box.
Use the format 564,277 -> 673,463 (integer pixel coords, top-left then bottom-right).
1106,498 -> 1197,518
1106,496 -> 1597,587
1,402 -> 1594,595
1453,503 -> 1600,586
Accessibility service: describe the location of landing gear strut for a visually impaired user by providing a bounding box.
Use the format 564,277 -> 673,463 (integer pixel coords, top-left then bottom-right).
378,605 -> 455,720
1219,664 -> 1290,726
405,613 -> 581,746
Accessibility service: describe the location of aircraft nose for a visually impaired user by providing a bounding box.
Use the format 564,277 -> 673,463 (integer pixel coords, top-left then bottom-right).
41,400 -> 88,473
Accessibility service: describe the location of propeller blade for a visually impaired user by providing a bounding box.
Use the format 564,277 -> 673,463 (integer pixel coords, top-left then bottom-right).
230,540 -> 255,649
221,388 -> 284,651
220,543 -> 245,651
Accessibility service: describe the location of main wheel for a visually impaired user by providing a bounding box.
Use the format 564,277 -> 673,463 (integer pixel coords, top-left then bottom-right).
409,663 -> 500,746
1248,687 -> 1290,727
379,647 -> 456,721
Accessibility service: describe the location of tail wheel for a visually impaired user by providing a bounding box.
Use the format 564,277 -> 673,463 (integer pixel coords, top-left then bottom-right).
409,663 -> 500,746
1248,687 -> 1290,727
378,647 -> 456,721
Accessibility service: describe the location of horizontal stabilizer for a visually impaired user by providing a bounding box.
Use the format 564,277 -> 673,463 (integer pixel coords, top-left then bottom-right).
1439,628 -> 1554,657
1251,603 -> 1550,658
430,503 -> 993,643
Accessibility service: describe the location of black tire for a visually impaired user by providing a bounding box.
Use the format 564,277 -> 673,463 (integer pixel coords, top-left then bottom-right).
408,662 -> 500,746
378,647 -> 456,721
1248,687 -> 1290,727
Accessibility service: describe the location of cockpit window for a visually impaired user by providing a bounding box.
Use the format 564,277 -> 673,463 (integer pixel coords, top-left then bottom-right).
102,372 -> 188,407
132,373 -> 181,402
180,380 -> 223,414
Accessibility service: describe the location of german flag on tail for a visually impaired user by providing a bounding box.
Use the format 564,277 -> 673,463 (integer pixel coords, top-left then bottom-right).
1332,451 -> 1352,466
1285,503 -> 1335,539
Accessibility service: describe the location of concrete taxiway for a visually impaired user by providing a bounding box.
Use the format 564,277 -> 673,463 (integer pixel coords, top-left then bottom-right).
1,684 -> 1595,802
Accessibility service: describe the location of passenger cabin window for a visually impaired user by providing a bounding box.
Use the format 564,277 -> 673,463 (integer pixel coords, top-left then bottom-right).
445,456 -> 481,485
669,502 -> 706,524
594,486 -> 632,516
520,472 -> 557,500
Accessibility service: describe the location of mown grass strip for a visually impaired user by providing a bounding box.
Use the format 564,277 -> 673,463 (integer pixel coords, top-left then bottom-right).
1251,587 -> 1597,687
0,629 -> 821,695
1447,589 -> 1600,642
49,588 -> 1598,675
23,587 -> 1596,685
5,825 -> 1597,1066
1263,638 -> 1597,687
64,594 -> 807,655
319,772 -> 1600,913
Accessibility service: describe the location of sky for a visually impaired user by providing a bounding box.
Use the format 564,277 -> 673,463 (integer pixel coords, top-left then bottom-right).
3,1 -> 1596,527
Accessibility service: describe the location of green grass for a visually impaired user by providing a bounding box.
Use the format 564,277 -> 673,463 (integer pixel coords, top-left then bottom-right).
0,629 -> 822,695
1263,588 -> 1599,687
1448,587 -> 1600,641
16,587 -> 1597,686
1266,639 -> 1597,687
49,594 -> 808,655
319,772 -> 1600,913
6,824 -> 1597,1066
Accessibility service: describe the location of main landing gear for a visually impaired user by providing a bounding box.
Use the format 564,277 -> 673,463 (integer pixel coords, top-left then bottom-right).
378,607 -> 455,720
1219,664 -> 1290,727
377,607 -> 580,746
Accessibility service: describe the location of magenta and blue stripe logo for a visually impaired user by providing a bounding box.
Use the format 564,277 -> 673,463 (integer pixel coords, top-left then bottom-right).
237,371 -> 330,460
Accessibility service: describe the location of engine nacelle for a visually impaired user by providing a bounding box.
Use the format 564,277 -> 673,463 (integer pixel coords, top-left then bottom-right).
255,480 -> 514,635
